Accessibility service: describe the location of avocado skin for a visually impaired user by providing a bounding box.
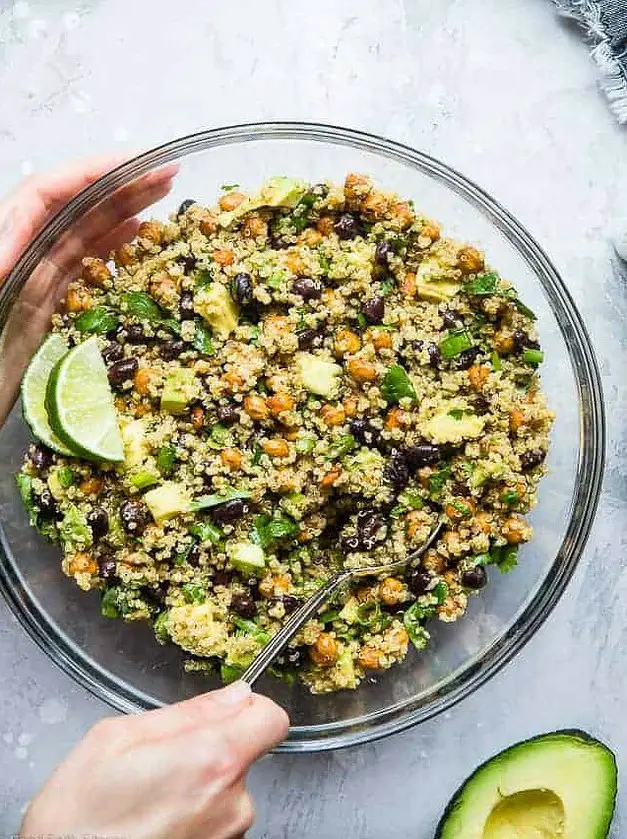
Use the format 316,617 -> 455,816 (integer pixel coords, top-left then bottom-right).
434,729 -> 617,839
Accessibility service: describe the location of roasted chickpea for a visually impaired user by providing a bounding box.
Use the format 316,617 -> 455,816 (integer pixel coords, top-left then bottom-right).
244,394 -> 269,421
343,396 -> 359,417
298,228 -> 323,247
65,287 -> 93,313
347,357 -> 377,383
457,245 -> 485,274
67,552 -> 98,576
190,405 -> 205,431
320,466 -> 342,488
494,331 -> 515,356
344,172 -> 372,209
267,392 -> 295,416
213,249 -> 235,266
133,368 -> 157,396
389,201 -> 415,230
220,448 -> 243,470
262,439 -> 290,458
115,243 -> 136,268
509,409 -> 526,435
468,364 -> 491,391
137,220 -> 163,245
401,272 -> 417,297
334,329 -> 361,357
361,191 -> 389,220
79,477 -> 103,496
218,191 -> 246,212
81,257 -> 111,288
379,577 -> 405,606
358,645 -> 384,670
285,251 -> 305,276
241,213 -> 267,239
199,216 -> 217,236
503,515 -> 530,545
310,633 -> 339,667
316,215 -> 335,236
370,329 -> 393,350
222,369 -> 245,391
320,404 -> 346,426
420,220 -> 441,242
385,407 -> 407,430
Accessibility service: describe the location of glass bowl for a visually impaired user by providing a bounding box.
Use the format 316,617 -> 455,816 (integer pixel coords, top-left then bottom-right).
0,123 -> 605,752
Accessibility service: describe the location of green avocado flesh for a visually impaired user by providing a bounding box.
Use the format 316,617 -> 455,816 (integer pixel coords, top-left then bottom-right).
436,730 -> 617,839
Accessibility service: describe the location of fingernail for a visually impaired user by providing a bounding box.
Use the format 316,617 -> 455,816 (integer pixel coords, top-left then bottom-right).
212,680 -> 252,707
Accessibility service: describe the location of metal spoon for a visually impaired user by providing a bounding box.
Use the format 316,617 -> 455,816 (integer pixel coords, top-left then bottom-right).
241,519 -> 444,686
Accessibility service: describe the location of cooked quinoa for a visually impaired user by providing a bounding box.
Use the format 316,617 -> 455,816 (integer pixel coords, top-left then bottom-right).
16,174 -> 553,694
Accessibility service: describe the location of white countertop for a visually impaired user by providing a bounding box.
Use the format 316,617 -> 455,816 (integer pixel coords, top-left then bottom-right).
0,0 -> 625,835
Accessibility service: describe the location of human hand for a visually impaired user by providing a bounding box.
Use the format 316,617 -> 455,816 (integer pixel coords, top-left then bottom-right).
21,681 -> 289,839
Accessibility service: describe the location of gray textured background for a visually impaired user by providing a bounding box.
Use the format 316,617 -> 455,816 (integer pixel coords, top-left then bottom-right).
0,0 -> 626,836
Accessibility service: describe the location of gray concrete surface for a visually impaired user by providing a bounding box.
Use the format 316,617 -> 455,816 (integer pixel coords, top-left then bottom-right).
0,0 -> 626,835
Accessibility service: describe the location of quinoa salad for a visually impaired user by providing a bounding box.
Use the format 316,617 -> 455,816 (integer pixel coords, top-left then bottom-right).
16,174 -> 553,694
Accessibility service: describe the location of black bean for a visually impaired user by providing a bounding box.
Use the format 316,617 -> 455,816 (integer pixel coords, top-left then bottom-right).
427,343 -> 441,367
292,277 -> 322,301
472,394 -> 490,414
512,329 -> 540,352
216,404 -> 239,426
98,556 -> 117,580
375,240 -> 395,266
457,347 -> 481,370
281,594 -> 301,614
107,357 -> 139,387
297,328 -> 321,350
102,342 -> 124,365
384,449 -> 410,489
87,507 -> 109,540
349,418 -> 382,449
230,592 -> 257,619
119,499 -> 151,536
362,295 -> 385,324
30,444 -> 54,472
341,533 -> 361,552
356,510 -> 386,549
335,213 -> 363,240
35,489 -> 59,519
405,444 -> 441,469
160,339 -> 185,361
461,565 -> 488,590
143,583 -> 169,606
230,272 -> 254,307
406,569 -> 432,595
120,323 -> 146,345
440,308 -> 460,329
181,254 -> 197,274
520,449 -> 546,472
177,199 -> 197,218
187,544 -> 201,568
277,644 -> 308,668
179,290 -> 195,320
451,481 -> 470,498
212,498 -> 249,525
213,569 -> 231,587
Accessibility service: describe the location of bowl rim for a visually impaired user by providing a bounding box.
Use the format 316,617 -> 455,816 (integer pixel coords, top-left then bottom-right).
0,121 -> 605,752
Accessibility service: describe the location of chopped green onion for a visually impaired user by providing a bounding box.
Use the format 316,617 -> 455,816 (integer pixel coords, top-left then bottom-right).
381,365 -> 417,404
439,330 -> 473,359
57,466 -> 74,488
490,350 -> 502,371
295,437 -> 316,455
318,609 -> 340,624
522,348 -> 544,366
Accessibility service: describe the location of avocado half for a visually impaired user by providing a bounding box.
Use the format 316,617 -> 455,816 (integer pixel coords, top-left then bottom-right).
435,730 -> 617,839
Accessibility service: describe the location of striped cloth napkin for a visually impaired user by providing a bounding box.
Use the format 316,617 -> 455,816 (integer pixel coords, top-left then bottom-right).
554,0 -> 627,123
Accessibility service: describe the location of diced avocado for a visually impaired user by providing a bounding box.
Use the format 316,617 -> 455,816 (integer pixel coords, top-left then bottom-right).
338,597 -> 359,624
218,177 -> 307,227
59,505 -> 93,551
167,603 -> 229,657
194,283 -> 238,339
121,419 -> 150,468
346,448 -> 384,473
160,368 -> 197,415
416,258 -> 462,303
470,460 -> 506,488
332,648 -> 359,690
422,411 -> 485,444
143,482 -> 191,523
435,730 -> 617,839
295,353 -> 342,398
228,541 -> 266,575
47,467 -> 67,501
279,492 -> 308,520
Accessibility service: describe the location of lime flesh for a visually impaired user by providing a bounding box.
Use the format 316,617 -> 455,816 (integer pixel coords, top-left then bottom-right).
46,336 -> 124,463
21,334 -> 75,456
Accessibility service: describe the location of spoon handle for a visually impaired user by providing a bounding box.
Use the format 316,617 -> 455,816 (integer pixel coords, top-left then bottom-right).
241,570 -> 351,687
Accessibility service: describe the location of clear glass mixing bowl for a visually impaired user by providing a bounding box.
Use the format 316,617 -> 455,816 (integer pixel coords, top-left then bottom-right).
0,123 -> 605,751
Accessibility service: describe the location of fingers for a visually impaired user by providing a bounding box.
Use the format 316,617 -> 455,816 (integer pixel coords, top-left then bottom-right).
91,217 -> 140,260
222,693 -> 289,766
128,681 -> 255,740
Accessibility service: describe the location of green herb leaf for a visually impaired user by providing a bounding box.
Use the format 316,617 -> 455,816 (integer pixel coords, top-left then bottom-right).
439,329 -> 473,359
462,272 -> 500,297
101,586 -> 137,619
433,581 -> 449,604
120,291 -> 165,324
522,348 -> 544,366
398,489 -> 424,510
381,365 -> 417,404
267,272 -> 285,290
403,599 -> 436,646
326,434 -> 357,460
194,268 -> 214,289
15,473 -> 37,525
75,307 -> 119,335
448,408 -> 465,420
491,350 -> 502,371
318,609 -> 340,624
207,423 -> 232,450
356,312 -> 367,329
428,465 -> 452,496
190,488 -> 252,511
232,615 -> 270,646
181,583 -> 206,604
380,277 -> 395,296
189,521 -> 224,545
252,444 -> 263,466
221,183 -> 240,191
252,513 -> 299,549
192,321 -> 215,356
501,489 -> 520,507
490,544 -> 519,573
156,445 -> 177,476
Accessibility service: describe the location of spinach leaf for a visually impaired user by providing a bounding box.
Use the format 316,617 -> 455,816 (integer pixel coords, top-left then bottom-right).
156,445 -> 177,476
189,521 -> 223,545
120,291 -> 165,324
462,272 -> 500,297
380,365 -> 417,404
192,321 -> 215,356
252,513 -> 299,550
75,306 -> 119,335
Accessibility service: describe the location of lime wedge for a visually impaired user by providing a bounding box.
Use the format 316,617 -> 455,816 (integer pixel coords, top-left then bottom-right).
46,336 -> 124,463
21,334 -> 75,456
